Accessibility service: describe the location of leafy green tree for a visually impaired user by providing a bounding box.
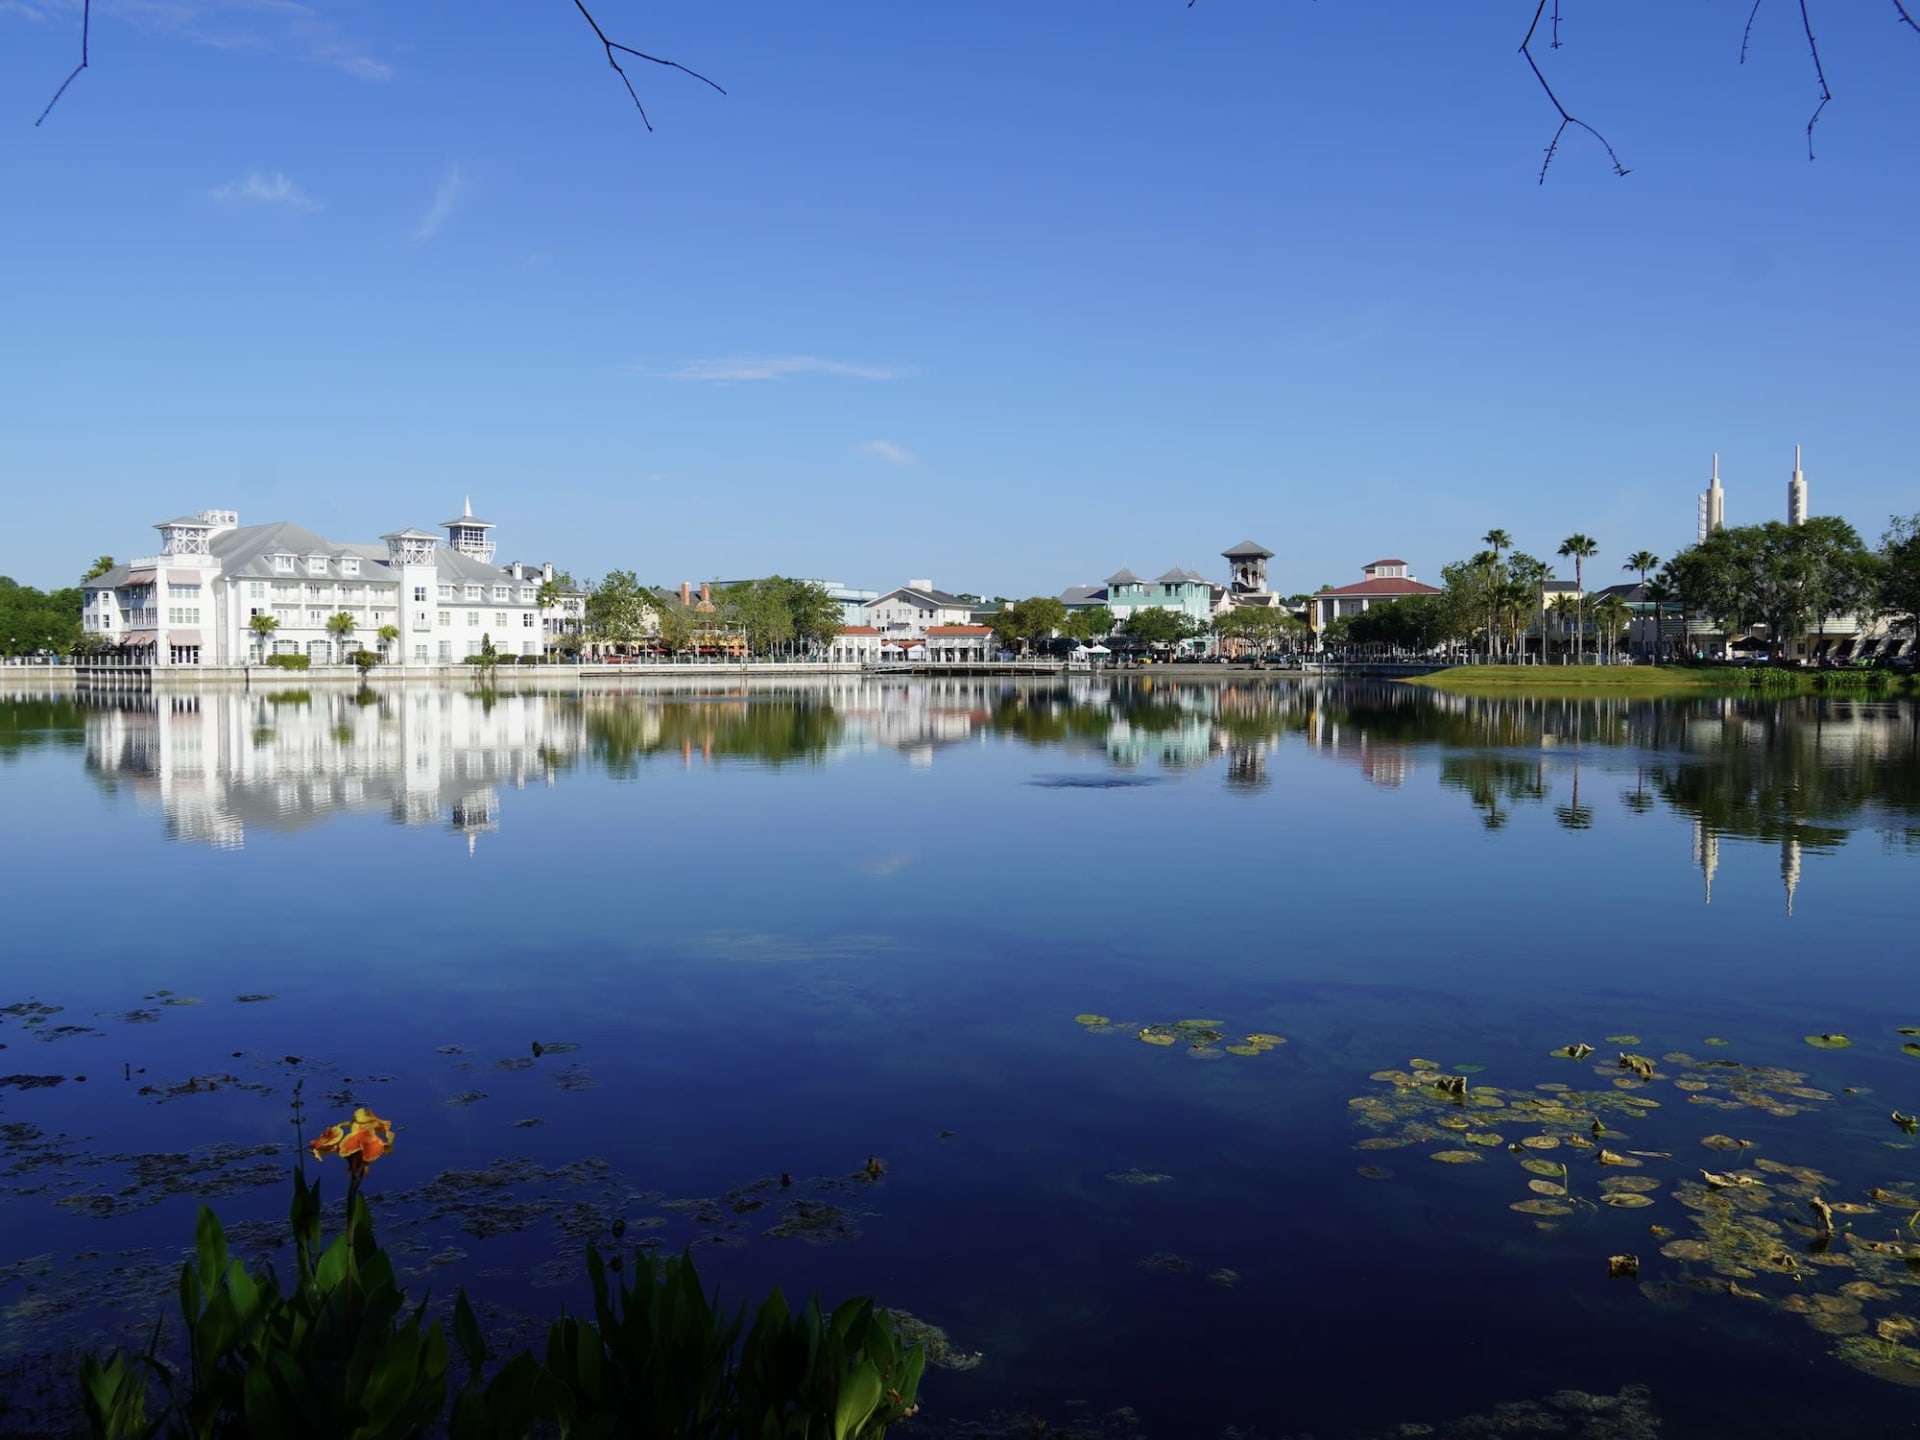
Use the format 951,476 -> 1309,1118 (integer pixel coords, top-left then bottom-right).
1118,607 -> 1204,652
1790,516 -> 1879,655
1060,607 -> 1116,646
1557,534 -> 1598,655
991,596 -> 1067,655
715,580 -> 794,656
1669,520 -> 1875,660
586,570 -> 658,654
1882,514 -> 1920,637
652,596 -> 695,655
83,555 -> 116,581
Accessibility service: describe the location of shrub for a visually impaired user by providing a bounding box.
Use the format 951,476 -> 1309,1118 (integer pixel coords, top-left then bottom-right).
83,1170 -> 924,1440
265,653 -> 312,671
351,650 -> 380,674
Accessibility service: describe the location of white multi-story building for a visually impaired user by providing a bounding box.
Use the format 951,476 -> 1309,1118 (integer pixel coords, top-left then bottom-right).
82,503 -> 563,667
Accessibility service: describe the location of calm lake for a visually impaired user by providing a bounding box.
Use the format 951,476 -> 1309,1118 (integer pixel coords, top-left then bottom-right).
2,677 -> 1918,1438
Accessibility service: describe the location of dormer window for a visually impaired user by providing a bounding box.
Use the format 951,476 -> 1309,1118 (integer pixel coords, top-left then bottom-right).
465,584 -> 482,601
274,554 -> 295,573
492,585 -> 508,602
340,557 -> 360,576
307,556 -> 329,575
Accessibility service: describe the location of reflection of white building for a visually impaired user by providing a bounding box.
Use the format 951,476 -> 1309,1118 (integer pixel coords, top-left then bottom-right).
82,503 -> 563,668
83,689 -> 583,848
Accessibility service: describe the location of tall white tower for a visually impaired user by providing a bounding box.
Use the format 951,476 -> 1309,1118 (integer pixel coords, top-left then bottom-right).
442,498 -> 497,565
1787,446 -> 1807,526
1697,454 -> 1726,543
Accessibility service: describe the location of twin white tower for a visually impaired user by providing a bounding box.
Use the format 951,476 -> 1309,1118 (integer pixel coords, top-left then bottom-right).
1696,448 -> 1808,542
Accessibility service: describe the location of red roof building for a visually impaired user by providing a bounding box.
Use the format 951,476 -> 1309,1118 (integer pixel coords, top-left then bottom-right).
1310,560 -> 1441,632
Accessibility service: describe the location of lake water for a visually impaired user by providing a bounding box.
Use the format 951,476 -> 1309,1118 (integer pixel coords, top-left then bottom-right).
2,677 -> 1918,1438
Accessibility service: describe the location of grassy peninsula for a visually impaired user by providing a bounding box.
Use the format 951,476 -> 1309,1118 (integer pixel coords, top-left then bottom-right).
1405,665 -> 1741,694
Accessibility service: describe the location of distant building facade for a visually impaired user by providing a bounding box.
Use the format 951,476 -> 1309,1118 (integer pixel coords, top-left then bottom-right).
1310,560 -> 1442,633
82,503 -> 556,667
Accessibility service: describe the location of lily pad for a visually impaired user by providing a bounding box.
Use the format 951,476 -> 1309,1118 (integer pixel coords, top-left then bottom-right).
1527,1179 -> 1568,1196
1704,1037 -> 1731,1046
1521,1158 -> 1564,1177
1805,1033 -> 1854,1050
1409,1058 -> 1441,1072
1245,1033 -> 1286,1047
1520,1136 -> 1562,1151
1074,1014 -> 1110,1027
1602,1193 -> 1656,1209
1606,1035 -> 1642,1046
1430,1150 -> 1484,1165
1452,1064 -> 1486,1075
1137,1027 -> 1178,1047
1902,1044 -> 1920,1059
1356,1164 -> 1394,1181
1510,1198 -> 1572,1216
1224,1045 -> 1262,1057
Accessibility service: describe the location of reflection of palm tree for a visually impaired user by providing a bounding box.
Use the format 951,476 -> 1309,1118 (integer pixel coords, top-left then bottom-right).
1554,761 -> 1593,830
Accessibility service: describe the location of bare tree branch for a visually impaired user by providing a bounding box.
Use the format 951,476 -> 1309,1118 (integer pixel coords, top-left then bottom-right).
570,0 -> 724,131
1798,0 -> 1832,159
1894,2 -> 1920,34
1740,0 -> 1764,64
34,0 -> 89,127
1520,1 -> 1629,184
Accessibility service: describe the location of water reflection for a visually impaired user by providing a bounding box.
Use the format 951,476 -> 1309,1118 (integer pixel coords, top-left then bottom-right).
37,681 -> 1920,887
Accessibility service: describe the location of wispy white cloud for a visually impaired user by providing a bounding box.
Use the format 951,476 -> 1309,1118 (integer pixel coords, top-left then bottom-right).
657,355 -> 906,383
412,164 -> 466,242
856,439 -> 918,467
112,0 -> 392,80
211,170 -> 321,212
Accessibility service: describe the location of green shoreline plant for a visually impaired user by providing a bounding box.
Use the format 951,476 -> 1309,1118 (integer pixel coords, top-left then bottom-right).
79,1096 -> 924,1440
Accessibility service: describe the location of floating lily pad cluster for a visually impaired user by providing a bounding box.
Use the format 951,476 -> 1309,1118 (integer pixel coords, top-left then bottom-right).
1075,1013 -> 1285,1060
1350,1029 -> 1920,1388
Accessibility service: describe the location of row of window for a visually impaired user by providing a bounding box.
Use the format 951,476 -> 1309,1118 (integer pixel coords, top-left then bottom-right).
167,608 -> 201,624
271,554 -> 363,577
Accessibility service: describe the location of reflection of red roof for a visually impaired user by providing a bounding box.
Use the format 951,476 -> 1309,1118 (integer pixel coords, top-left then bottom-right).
1315,577 -> 1441,598
838,625 -> 880,635
927,625 -> 992,635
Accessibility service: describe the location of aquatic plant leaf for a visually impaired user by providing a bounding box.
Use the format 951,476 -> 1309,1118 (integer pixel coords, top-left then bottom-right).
1224,1045 -> 1262,1057
1903,1043 -> 1920,1059
1178,1019 -> 1225,1030
1137,1028 -> 1177,1047
1074,1014 -> 1110,1027
1409,1059 -> 1441,1072
1430,1150 -> 1484,1164
1555,1044 -> 1595,1060
1601,1176 -> 1662,1193
1804,1033 -> 1853,1049
1452,1064 -> 1486,1074
1606,1035 -> 1642,1046
1661,1239 -> 1711,1261
1104,1169 -> 1172,1186
1521,1158 -> 1564,1177
1704,1037 -> 1731,1046
1510,1199 -> 1573,1216
1607,1254 -> 1640,1278
1602,1193 -> 1655,1209
1597,1151 -> 1641,1168
1528,1179 -> 1568,1196
1464,1132 -> 1505,1148
1356,1165 -> 1394,1181
1245,1033 -> 1286,1047
1520,1136 -> 1561,1150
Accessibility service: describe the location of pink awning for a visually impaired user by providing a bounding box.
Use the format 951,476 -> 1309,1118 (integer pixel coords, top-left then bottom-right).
168,570 -> 204,584
166,630 -> 203,646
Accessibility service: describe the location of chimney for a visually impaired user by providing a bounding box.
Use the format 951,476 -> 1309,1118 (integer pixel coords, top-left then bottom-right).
543,562 -> 555,584
699,582 -> 711,606
908,578 -> 933,592
508,560 -> 523,581
681,582 -> 692,606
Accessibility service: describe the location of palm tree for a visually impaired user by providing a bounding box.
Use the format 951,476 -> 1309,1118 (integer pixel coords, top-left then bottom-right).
377,623 -> 400,661
1548,593 -> 1580,661
1641,576 -> 1676,661
248,612 -> 279,662
1508,554 -> 1550,662
1592,594 -> 1630,663
1623,550 -> 1661,587
1557,534 -> 1598,660
325,612 -> 357,663
1470,548 -> 1502,661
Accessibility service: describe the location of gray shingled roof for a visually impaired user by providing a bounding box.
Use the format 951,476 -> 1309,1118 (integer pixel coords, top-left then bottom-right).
1154,567 -> 1212,585
1059,584 -> 1109,606
878,584 -> 970,607
1105,568 -> 1145,586
1221,539 -> 1273,558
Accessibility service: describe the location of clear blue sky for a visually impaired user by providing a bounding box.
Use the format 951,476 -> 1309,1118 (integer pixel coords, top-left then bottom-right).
2,2 -> 1915,596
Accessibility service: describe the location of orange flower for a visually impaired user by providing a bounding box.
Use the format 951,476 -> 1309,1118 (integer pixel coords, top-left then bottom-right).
308,1108 -> 395,1165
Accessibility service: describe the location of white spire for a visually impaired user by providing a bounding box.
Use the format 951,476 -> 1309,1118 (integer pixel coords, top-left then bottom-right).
464,495 -> 473,519
1787,446 -> 1807,527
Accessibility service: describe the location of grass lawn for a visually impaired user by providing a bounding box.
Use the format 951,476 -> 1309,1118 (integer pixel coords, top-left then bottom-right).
1404,664 -> 1735,693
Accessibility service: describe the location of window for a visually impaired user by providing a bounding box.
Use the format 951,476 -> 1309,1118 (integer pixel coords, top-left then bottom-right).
274,554 -> 294,572
307,584 -> 324,599
495,612 -> 508,629
492,585 -> 508,602
308,609 -> 325,625
438,585 -> 454,601
466,611 -> 479,627
520,587 -> 536,604
414,586 -> 428,602
166,607 -> 200,624
416,611 -> 430,627
522,612 -> 536,628
308,557 -> 328,574
438,642 -> 452,662
248,582 -> 266,599
168,583 -> 201,598
464,585 -> 483,601
438,611 -> 451,627
341,558 -> 360,576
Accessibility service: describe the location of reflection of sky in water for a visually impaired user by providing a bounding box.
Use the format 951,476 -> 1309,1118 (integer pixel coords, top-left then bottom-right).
2,682 -> 1920,1436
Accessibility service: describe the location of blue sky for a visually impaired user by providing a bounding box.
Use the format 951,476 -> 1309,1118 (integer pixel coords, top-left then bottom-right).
1,2 -> 1915,596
